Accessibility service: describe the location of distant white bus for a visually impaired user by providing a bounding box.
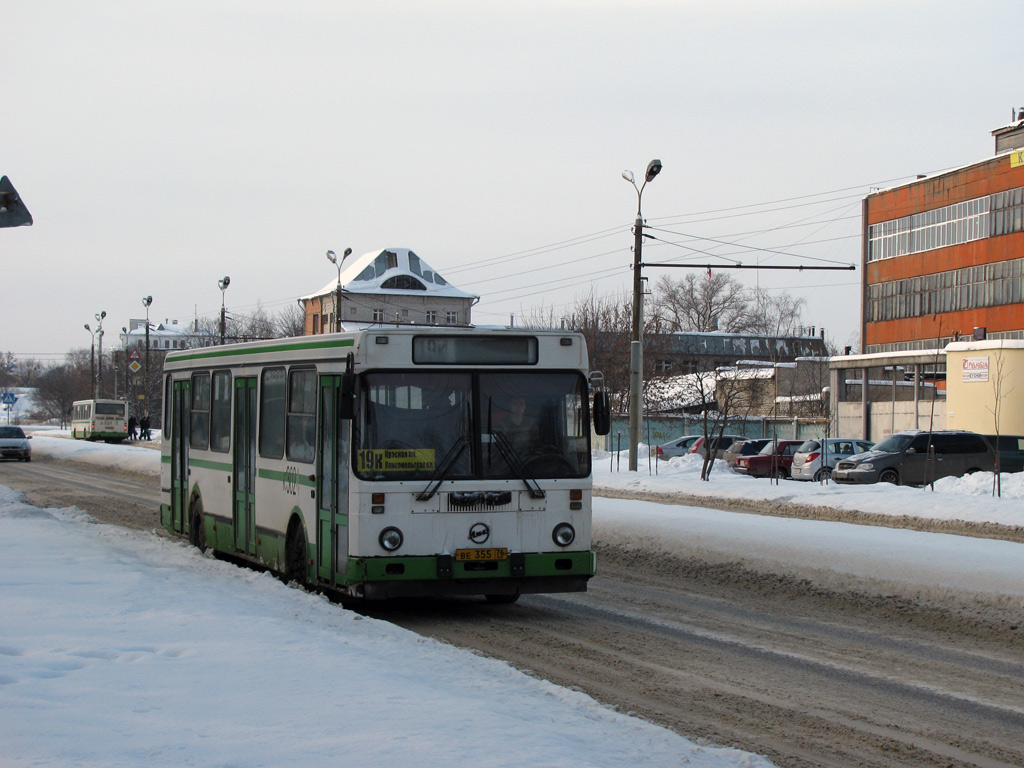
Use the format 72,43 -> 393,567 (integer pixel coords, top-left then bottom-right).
71,399 -> 129,443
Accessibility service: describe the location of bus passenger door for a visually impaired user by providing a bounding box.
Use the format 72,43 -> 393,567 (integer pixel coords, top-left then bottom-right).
318,376 -> 350,584
170,380 -> 190,535
233,378 -> 257,556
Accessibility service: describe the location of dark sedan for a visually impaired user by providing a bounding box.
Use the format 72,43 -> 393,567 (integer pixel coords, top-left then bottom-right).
734,439 -> 803,478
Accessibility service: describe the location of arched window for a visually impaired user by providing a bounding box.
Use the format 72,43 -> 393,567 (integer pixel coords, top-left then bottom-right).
381,275 -> 427,291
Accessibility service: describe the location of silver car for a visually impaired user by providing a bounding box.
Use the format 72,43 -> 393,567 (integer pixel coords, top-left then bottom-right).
791,438 -> 873,481
655,435 -> 701,460
0,425 -> 32,461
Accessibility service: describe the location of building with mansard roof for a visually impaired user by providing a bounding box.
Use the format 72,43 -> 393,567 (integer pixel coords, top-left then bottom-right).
300,248 -> 479,333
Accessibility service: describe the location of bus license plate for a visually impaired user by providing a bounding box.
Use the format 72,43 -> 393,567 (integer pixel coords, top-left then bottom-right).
455,548 -> 508,562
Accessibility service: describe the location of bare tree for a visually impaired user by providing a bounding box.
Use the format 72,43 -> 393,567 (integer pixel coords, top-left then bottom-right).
523,291 -> 671,415
15,357 -> 44,388
748,287 -> 806,336
236,301 -> 277,341
987,349 -> 1014,498
274,302 -> 307,338
33,350 -> 93,426
653,272 -> 752,333
0,352 -> 17,398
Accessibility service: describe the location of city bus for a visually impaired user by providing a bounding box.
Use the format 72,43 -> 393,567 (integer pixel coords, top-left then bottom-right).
71,398 -> 129,442
159,327 -> 610,602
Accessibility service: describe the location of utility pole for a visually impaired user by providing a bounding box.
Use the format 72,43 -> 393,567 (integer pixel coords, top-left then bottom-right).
142,296 -> 152,407
622,159 -> 662,471
629,213 -> 645,472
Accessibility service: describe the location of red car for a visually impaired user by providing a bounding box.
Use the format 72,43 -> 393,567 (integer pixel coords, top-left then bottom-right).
734,439 -> 804,479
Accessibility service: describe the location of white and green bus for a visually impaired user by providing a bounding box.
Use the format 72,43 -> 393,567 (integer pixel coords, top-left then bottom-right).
160,327 -> 610,602
71,398 -> 129,442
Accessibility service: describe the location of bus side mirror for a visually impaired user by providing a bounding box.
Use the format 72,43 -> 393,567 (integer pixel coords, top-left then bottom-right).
339,373 -> 356,420
593,390 -> 610,436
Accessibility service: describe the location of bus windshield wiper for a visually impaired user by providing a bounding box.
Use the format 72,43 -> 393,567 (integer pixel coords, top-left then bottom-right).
491,431 -> 545,499
417,438 -> 468,501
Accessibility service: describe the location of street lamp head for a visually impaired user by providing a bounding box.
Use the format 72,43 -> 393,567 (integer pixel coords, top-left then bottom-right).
84,323 -> 91,332
644,159 -> 662,183
327,248 -> 353,267
142,295 -> 152,308
621,170 -> 635,185
219,276 -> 230,291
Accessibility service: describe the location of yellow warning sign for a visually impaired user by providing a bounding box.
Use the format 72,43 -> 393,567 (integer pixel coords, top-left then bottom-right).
357,448 -> 436,473
1010,150 -> 1024,168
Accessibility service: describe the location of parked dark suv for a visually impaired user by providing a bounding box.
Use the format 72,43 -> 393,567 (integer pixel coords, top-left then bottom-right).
832,430 -> 994,486
983,435 -> 1024,474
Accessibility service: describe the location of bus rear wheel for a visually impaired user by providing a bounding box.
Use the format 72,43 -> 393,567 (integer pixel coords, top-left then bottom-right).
285,522 -> 307,587
189,499 -> 207,551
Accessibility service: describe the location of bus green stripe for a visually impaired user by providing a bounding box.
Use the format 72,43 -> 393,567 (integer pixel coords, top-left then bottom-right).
257,467 -> 317,487
168,337 -> 355,363
189,457 -> 232,472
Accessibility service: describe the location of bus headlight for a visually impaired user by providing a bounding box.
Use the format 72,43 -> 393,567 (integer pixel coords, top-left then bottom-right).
552,523 -> 575,547
379,527 -> 404,552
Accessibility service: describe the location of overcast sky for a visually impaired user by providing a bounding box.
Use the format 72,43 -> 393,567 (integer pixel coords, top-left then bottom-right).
4,1 -> 1022,362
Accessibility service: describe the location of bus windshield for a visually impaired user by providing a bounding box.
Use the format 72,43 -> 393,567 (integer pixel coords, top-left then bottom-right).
354,370 -> 589,481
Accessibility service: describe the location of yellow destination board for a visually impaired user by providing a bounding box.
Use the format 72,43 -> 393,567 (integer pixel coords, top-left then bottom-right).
357,448 -> 435,473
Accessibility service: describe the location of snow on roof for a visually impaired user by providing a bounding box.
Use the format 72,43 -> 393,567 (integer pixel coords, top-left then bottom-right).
645,372 -> 718,408
946,339 -> 1024,352
124,320 -> 192,339
775,392 -> 823,403
303,248 -> 478,301
717,367 -> 775,381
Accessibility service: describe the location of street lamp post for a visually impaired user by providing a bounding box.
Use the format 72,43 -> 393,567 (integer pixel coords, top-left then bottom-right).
84,323 -> 98,398
142,296 -> 152,406
94,311 -> 106,398
622,159 -> 662,471
325,248 -> 352,332
122,326 -> 130,403
218,277 -> 230,344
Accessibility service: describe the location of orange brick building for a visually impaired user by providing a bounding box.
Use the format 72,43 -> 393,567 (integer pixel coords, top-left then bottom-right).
861,118 -> 1024,352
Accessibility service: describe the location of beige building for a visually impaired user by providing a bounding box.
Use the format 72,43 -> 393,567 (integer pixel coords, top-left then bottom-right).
945,340 -> 1024,434
827,342 -> 1024,440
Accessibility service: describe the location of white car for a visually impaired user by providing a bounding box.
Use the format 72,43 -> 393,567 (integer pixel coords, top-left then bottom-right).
0,425 -> 32,462
791,438 -> 873,481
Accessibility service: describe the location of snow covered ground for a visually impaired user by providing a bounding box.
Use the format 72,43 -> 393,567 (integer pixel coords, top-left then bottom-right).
3,432 -> 1024,767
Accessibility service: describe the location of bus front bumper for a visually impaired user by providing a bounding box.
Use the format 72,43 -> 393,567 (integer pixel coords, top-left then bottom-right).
342,550 -> 595,600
